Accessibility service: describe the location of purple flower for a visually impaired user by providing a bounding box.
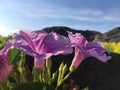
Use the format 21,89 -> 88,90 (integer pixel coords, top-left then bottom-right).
13,30 -> 73,69
0,42 -> 13,83
1,41 -> 13,54
68,32 -> 111,71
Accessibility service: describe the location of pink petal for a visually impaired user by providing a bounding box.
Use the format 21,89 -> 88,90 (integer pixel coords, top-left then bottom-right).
68,32 -> 111,71
13,30 -> 73,68
34,58 -> 45,70
85,42 -> 111,62
0,53 -> 9,83
70,47 -> 87,71
41,32 -> 73,56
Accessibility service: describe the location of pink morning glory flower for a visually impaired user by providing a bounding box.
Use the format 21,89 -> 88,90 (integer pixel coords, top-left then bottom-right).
0,42 -> 13,83
13,30 -> 73,69
68,32 -> 111,71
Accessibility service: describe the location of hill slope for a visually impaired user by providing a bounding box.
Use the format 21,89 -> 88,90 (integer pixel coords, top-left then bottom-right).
43,26 -> 120,42
43,26 -> 101,41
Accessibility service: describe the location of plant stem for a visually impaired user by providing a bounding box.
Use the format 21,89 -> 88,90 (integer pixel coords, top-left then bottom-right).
56,71 -> 72,90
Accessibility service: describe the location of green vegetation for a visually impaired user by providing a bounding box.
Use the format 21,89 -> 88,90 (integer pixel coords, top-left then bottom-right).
103,42 -> 120,54
0,36 -> 6,50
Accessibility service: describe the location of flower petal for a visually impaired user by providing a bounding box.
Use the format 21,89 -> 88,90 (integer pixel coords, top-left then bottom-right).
85,42 -> 111,62
70,47 -> 87,71
13,30 -> 73,69
68,31 -> 88,48
41,32 -> 73,56
0,53 -> 9,83
68,32 -> 111,71
13,30 -> 36,52
34,58 -> 45,70
1,41 -> 13,54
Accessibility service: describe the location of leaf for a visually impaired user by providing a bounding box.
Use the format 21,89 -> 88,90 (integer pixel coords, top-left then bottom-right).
7,77 -> 18,89
9,48 -> 20,64
9,48 -> 25,67
11,82 -> 55,90
0,36 -> 6,49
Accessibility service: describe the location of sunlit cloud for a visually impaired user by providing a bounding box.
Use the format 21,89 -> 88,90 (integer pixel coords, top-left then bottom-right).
0,25 -> 18,36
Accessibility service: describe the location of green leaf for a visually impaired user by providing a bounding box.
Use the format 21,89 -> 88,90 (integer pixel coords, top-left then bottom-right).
9,48 -> 21,65
0,36 -> 6,50
7,77 -> 18,89
9,48 -> 25,67
18,68 -> 23,74
51,71 -> 58,84
11,82 -> 55,90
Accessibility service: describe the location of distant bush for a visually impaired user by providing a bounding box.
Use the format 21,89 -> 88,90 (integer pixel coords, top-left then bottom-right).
103,42 -> 120,54
0,36 -> 6,50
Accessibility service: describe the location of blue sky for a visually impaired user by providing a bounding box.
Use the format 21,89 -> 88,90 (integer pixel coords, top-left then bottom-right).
0,0 -> 120,36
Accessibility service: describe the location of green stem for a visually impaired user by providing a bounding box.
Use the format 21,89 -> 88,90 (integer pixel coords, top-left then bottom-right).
39,72 -> 42,82
33,69 -> 40,82
0,83 -> 9,90
56,72 -> 72,90
14,76 -> 20,85
47,68 -> 51,84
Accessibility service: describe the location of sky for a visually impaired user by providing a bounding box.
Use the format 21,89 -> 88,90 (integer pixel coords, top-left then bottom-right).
0,0 -> 120,36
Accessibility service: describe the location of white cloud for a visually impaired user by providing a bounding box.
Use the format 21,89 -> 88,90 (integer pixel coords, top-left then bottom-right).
0,1 -> 104,21
1,1 -> 120,23
67,15 -> 100,22
102,10 -> 120,22
0,0 -> 119,34
103,16 -> 120,21
23,6 -> 120,23
73,9 -> 103,16
0,25 -> 18,36
23,8 -> 104,22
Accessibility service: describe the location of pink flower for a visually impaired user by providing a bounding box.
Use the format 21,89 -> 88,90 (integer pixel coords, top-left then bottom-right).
13,30 -> 73,69
0,42 -> 13,83
68,32 -> 111,71
0,53 -> 9,83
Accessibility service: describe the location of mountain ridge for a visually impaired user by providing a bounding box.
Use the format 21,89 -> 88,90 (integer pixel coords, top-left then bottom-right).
43,26 -> 120,42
